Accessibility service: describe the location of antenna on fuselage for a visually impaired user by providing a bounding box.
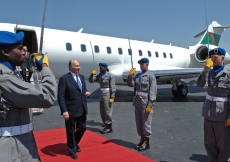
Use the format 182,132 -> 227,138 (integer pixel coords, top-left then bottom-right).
127,31 -> 133,68
14,21 -> 18,33
89,41 -> 96,70
204,2 -> 210,58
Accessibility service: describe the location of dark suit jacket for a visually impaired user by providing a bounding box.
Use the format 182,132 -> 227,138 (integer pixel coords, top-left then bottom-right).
21,52 -> 32,71
58,72 -> 88,117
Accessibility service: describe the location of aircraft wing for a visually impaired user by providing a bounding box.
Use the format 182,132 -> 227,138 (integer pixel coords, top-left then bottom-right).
122,68 -> 203,85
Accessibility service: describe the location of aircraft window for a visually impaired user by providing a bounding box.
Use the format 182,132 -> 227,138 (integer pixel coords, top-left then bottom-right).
118,48 -> 123,55
148,51 -> 151,57
155,52 -> 159,57
81,44 -> 86,52
94,45 -> 100,53
139,50 -> 143,56
128,49 -> 132,55
66,43 -> 72,51
163,52 -> 167,58
107,47 -> 112,54
170,53 -> 173,59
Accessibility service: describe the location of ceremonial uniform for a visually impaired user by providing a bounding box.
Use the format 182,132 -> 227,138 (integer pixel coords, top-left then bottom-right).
88,63 -> 116,133
0,31 -> 57,162
196,47 -> 230,162
127,58 -> 157,151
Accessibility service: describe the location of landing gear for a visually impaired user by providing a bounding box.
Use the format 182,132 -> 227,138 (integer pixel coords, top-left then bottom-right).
171,85 -> 188,97
178,85 -> 188,97
172,86 -> 179,97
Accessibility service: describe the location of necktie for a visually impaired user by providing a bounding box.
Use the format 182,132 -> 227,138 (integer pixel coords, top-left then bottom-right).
26,52 -> 28,59
76,75 -> 82,92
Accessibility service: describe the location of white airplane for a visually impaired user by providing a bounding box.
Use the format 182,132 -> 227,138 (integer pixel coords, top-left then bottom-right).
0,21 -> 230,97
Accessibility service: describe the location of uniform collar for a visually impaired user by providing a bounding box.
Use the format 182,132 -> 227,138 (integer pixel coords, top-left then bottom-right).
100,71 -> 106,77
0,61 -> 16,71
213,65 -> 227,78
140,69 -> 148,76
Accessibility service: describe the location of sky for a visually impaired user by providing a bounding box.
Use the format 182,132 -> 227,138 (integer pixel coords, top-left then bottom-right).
1,0 -> 230,52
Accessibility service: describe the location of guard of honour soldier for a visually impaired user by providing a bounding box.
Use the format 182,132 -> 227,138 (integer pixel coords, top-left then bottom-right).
0,31 -> 56,161
127,58 -> 157,151
197,47 -> 230,162
88,62 -> 116,134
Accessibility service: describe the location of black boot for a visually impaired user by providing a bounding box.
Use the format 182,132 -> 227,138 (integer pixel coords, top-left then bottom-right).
138,137 -> 150,151
101,123 -> 113,134
134,137 -> 144,150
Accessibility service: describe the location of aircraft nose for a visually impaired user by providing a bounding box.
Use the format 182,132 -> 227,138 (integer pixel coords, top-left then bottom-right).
224,52 -> 230,65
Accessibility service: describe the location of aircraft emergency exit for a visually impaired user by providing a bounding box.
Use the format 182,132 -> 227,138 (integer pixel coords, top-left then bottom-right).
0,21 -> 229,97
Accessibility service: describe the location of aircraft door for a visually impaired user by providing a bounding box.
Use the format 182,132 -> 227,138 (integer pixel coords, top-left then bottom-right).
16,29 -> 38,53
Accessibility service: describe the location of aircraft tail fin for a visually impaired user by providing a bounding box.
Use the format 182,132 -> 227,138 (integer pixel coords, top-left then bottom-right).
194,21 -> 230,46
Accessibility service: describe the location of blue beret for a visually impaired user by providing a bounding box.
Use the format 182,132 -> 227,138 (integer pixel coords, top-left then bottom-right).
99,62 -> 108,67
209,47 -> 226,56
138,58 -> 149,64
0,31 -> 24,46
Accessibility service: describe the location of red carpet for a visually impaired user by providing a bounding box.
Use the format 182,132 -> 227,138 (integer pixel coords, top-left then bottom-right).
34,128 -> 156,162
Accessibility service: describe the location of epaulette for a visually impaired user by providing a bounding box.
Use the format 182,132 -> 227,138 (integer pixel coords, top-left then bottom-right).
11,71 -> 23,81
107,72 -> 114,79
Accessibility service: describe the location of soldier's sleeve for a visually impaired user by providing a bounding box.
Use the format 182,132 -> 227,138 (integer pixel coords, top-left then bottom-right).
196,69 -> 209,87
110,75 -> 116,98
127,75 -> 136,87
148,73 -> 157,107
88,73 -> 99,83
0,67 -> 57,108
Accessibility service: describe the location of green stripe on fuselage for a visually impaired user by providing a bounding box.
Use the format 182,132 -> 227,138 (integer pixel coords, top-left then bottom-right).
200,32 -> 221,46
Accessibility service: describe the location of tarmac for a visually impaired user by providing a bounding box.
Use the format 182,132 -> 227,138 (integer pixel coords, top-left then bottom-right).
32,82 -> 208,162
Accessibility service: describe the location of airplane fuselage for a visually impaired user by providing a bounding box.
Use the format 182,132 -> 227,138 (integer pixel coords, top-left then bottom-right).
1,22 -> 229,85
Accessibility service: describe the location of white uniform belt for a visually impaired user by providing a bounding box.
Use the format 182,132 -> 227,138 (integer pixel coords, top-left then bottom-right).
206,95 -> 229,102
136,91 -> 149,97
100,88 -> 110,91
0,122 -> 34,137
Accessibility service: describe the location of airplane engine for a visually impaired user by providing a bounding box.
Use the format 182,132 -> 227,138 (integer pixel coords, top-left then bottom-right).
195,45 -> 208,63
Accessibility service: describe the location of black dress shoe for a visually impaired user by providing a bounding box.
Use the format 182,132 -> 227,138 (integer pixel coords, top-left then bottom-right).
76,145 -> 81,152
100,128 -> 113,134
70,154 -> 78,160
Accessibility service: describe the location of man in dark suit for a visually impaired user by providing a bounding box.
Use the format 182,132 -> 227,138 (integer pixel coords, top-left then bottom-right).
58,59 -> 90,160
20,46 -> 33,82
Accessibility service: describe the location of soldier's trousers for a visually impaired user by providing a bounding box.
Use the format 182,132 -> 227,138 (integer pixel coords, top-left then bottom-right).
204,118 -> 230,162
100,101 -> 113,124
135,106 -> 153,138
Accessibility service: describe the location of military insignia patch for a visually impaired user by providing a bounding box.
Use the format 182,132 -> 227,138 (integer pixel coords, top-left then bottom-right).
152,76 -> 156,81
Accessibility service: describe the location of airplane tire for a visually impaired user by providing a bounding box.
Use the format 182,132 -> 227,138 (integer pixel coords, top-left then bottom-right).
178,85 -> 188,97
172,86 -> 179,97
